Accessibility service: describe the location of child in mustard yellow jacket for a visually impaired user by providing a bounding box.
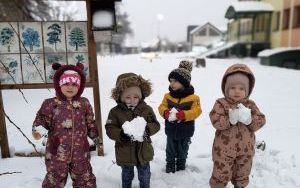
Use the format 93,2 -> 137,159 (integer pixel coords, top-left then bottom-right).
158,60 -> 202,173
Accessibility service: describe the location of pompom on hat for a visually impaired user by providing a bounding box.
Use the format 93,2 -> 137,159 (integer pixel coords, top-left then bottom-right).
168,60 -> 193,88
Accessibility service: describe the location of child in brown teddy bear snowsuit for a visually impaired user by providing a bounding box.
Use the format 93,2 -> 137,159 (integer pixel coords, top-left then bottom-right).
105,73 -> 160,188
32,63 -> 99,188
209,64 -> 266,188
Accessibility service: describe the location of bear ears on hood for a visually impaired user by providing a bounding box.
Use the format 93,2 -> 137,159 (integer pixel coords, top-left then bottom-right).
111,72 -> 152,102
52,62 -> 86,100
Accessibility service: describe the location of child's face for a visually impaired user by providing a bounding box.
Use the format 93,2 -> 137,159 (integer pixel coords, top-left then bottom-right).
124,94 -> 140,107
169,78 -> 184,91
228,84 -> 246,102
61,83 -> 79,100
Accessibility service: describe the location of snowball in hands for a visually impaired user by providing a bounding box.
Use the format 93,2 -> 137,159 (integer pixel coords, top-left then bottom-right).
237,103 -> 252,125
168,107 -> 178,122
229,108 -> 239,125
122,116 -> 147,142
32,126 -> 48,140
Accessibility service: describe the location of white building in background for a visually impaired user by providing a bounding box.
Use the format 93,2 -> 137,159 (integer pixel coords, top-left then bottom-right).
189,22 -> 225,48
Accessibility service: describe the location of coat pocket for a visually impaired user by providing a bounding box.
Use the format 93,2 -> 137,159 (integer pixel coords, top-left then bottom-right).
140,141 -> 154,162
115,142 -> 132,163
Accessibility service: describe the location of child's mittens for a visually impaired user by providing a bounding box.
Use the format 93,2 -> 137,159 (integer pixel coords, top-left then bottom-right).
168,108 -> 178,122
229,108 -> 239,125
164,109 -> 171,120
176,110 -> 185,121
32,126 -> 48,140
120,129 -> 132,142
237,103 -> 252,125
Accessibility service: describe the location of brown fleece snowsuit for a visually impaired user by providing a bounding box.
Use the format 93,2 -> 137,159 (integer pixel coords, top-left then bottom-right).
209,64 -> 266,188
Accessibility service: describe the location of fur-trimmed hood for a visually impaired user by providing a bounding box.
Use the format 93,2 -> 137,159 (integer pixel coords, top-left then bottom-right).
52,63 -> 86,100
221,63 -> 255,98
111,73 -> 152,102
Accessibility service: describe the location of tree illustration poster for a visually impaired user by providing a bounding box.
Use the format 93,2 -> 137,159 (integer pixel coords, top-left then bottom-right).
0,54 -> 22,84
0,21 -> 90,85
67,52 -> 90,81
43,22 -> 66,53
45,53 -> 67,83
19,22 -> 43,53
0,22 -> 20,53
21,54 -> 45,83
66,22 -> 88,53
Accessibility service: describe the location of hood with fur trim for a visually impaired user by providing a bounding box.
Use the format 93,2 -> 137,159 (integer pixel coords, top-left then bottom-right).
52,63 -> 86,100
111,73 -> 152,102
221,63 -> 255,98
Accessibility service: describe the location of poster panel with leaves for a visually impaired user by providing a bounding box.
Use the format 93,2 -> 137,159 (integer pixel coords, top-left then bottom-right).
0,54 -> 22,84
0,22 -> 20,53
66,22 -> 88,53
19,22 -> 43,53
45,53 -> 67,83
43,22 -> 66,53
21,54 -> 45,83
67,52 -> 89,81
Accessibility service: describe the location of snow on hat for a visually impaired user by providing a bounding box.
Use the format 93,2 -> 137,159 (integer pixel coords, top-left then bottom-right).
224,72 -> 250,97
168,60 -> 193,87
59,70 -> 81,88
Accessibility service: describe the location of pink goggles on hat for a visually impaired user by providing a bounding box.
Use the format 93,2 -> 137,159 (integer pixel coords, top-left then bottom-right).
59,71 -> 81,88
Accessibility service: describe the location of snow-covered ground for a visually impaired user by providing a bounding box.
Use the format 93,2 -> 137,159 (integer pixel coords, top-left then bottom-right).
1,53 -> 300,187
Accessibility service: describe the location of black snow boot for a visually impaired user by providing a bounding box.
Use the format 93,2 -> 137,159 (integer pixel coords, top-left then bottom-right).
176,159 -> 186,171
166,163 -> 175,173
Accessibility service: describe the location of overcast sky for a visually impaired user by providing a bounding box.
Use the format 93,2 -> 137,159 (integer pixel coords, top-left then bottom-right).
65,0 -> 238,45
120,0 -> 238,45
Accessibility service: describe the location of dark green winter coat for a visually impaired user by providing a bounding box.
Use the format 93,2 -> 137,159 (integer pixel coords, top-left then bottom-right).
105,101 -> 160,166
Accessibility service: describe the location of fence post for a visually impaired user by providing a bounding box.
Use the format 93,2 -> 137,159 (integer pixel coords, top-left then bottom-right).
0,90 -> 10,158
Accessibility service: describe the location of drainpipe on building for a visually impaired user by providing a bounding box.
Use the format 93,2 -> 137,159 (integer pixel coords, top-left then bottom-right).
288,0 -> 295,47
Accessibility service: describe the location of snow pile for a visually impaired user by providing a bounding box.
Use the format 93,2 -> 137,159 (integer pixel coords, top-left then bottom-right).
231,1 -> 273,12
258,47 -> 300,57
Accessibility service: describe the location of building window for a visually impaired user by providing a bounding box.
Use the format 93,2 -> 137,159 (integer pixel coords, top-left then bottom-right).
293,6 -> 300,28
273,11 -> 280,31
283,9 -> 290,29
260,14 -> 265,32
198,29 -> 206,36
255,16 -> 260,32
209,28 -> 219,36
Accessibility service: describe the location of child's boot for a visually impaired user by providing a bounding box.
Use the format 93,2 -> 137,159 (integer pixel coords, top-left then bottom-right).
176,159 -> 186,171
166,163 -> 175,173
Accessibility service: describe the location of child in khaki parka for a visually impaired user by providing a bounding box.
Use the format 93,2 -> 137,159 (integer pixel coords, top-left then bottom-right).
209,64 -> 266,188
32,63 -> 99,188
158,60 -> 202,173
105,73 -> 160,188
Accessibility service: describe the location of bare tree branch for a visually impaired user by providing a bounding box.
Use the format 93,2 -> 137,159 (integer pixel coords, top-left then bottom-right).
0,171 -> 22,176
3,109 -> 41,155
0,59 -> 29,103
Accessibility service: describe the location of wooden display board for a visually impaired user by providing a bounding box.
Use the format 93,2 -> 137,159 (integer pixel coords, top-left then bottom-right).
0,0 -> 104,157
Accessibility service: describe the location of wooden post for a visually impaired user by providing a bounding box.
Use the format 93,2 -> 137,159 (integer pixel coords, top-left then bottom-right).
0,90 -> 10,158
86,0 -> 104,156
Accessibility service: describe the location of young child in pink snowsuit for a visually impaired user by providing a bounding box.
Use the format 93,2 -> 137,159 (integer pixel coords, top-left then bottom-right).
32,63 -> 99,188
209,64 -> 266,188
